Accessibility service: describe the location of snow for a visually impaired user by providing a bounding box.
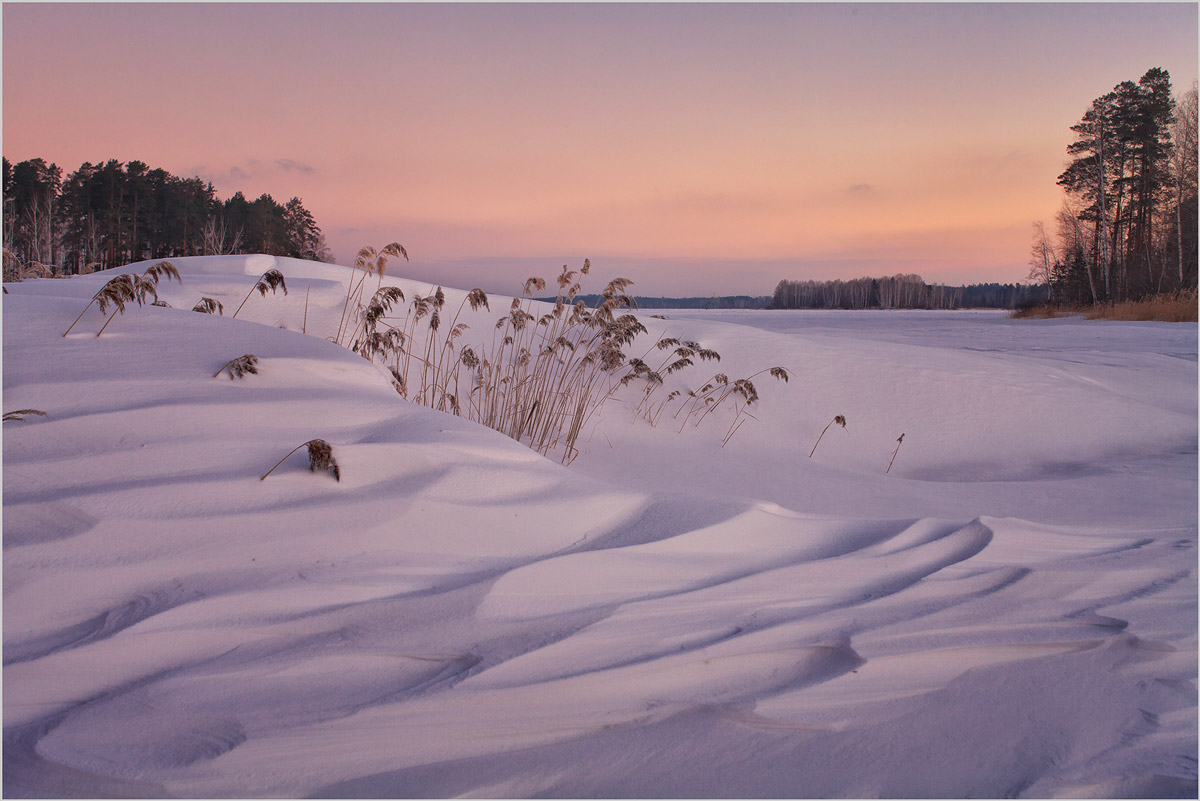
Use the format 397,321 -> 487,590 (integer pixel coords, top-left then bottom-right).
3,254 -> 1196,797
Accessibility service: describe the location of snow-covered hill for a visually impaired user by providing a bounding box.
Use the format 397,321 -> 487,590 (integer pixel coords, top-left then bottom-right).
4,255 -> 1196,797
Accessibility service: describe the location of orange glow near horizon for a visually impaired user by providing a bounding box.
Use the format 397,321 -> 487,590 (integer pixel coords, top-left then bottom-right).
4,3 -> 1196,295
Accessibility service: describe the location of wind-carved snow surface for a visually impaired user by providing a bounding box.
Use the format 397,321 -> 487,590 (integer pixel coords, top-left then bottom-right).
3,256 -> 1196,798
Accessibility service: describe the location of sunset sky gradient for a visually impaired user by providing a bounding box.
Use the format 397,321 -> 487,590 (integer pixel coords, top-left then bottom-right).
4,2 -> 1197,295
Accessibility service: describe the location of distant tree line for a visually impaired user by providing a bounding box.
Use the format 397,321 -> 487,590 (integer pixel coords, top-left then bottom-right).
1030,68 -> 1198,305
556,279 -> 1048,312
3,157 -> 332,276
549,294 -> 772,309
957,283 -> 1049,309
770,275 -> 1047,310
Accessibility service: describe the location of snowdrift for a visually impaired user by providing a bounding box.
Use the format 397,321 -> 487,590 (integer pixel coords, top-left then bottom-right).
3,255 -> 1196,797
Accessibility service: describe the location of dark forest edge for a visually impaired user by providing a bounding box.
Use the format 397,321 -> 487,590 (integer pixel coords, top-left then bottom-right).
3,157 -> 333,279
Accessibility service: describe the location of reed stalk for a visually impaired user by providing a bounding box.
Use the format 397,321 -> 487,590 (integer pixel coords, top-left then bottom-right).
809,415 -> 847,458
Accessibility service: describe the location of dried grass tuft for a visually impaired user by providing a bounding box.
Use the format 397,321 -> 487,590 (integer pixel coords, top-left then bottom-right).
3,249 -> 54,281
1085,291 -> 1198,322
193,297 -> 224,315
260,438 -> 340,481
333,249 -> 790,462
1012,291 -> 1198,322
3,409 -> 47,422
214,354 -> 259,379
21,262 -> 52,279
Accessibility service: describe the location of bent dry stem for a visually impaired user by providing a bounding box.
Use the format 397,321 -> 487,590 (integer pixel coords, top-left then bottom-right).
261,439 -> 340,482
232,269 -> 288,319
887,433 -> 905,473
810,414 -> 847,457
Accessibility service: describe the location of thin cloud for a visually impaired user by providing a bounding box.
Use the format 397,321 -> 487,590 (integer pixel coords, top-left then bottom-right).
848,183 -> 873,194
276,158 -> 315,174
187,158 -> 317,191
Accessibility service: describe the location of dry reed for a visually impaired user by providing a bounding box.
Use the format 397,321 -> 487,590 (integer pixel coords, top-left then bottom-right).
232,269 -> 287,319
261,438 -> 340,481
193,297 -> 224,315
334,249 -> 791,463
887,433 -> 904,473
303,284 -> 311,334
335,244 -> 407,345
62,261 -> 181,337
810,414 -> 847,458
1011,291 -> 1198,322
1085,291 -> 1198,322
2,248 -> 53,282
214,354 -> 259,379
3,409 -> 47,422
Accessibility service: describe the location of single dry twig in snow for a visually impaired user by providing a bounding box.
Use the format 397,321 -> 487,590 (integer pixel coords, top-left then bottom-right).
261,439 -> 340,481
887,433 -> 905,473
809,414 -> 847,458
303,284 -> 311,334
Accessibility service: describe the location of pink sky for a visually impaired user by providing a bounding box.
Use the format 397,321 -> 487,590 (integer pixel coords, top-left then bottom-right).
4,3 -> 1197,295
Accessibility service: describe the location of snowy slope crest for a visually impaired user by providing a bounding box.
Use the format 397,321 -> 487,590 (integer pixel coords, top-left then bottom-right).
3,255 -> 1196,797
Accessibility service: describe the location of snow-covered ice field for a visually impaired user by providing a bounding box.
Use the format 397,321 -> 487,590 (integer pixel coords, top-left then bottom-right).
3,255 -> 1196,798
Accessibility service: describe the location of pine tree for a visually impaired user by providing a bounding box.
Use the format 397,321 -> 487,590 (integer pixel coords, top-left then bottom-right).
1057,68 -> 1178,301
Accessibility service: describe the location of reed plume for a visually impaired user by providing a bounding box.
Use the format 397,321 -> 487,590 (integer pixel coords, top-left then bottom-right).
260,438 -> 340,481
334,250 -> 790,463
336,243 -> 407,344
232,268 -> 288,318
143,261 -> 182,285
809,414 -> 847,458
62,261 -> 181,337
214,354 -> 259,379
193,297 -> 224,315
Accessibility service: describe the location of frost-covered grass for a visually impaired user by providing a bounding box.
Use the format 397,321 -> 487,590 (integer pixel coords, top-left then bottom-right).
3,256 -> 1197,798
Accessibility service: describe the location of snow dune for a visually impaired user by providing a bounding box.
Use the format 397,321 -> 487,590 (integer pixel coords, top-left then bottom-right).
3,255 -> 1196,797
